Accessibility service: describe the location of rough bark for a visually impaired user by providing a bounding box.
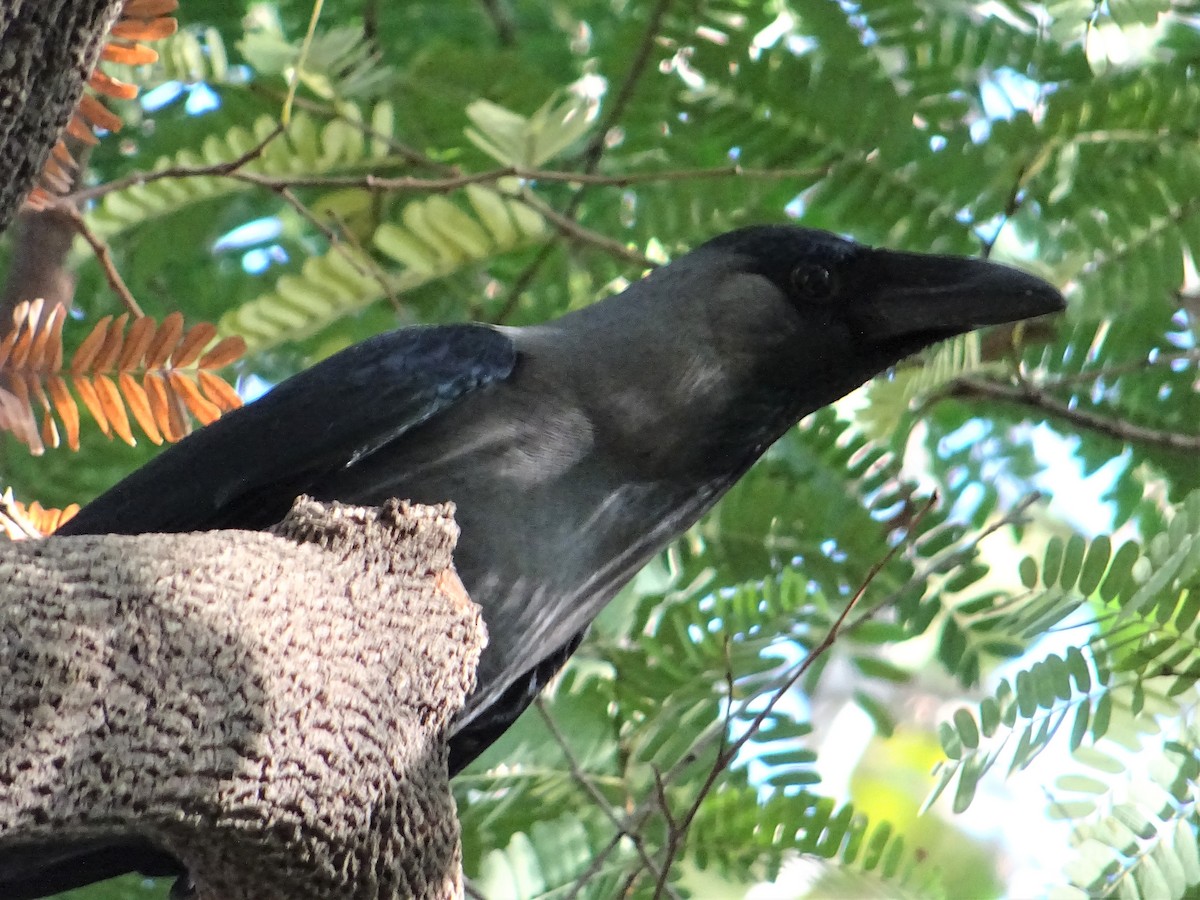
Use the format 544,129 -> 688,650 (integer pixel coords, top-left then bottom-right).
0,0 -> 121,235
0,497 -> 485,900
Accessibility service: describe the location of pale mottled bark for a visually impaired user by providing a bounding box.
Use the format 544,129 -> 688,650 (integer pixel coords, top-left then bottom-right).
0,498 -> 484,900
0,0 -> 120,235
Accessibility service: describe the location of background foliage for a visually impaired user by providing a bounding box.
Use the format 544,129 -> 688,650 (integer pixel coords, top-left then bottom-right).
6,0 -> 1200,897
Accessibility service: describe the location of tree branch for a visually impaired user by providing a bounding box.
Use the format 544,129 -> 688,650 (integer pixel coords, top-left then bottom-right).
0,498 -> 483,900
947,376 -> 1200,451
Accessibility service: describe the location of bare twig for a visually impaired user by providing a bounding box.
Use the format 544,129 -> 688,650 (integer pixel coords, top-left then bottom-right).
63,206 -> 142,317
534,698 -> 680,899
477,0 -> 517,45
273,186 -> 398,310
326,208 -> 402,311
844,490 -> 1041,635
500,0 -> 676,319
61,162 -> 822,207
516,192 -> 654,268
1038,349 -> 1200,387
582,0 -> 674,170
61,124 -> 285,206
569,497 -> 939,898
947,376 -> 1200,451
644,495 -> 939,899
283,0 -> 326,124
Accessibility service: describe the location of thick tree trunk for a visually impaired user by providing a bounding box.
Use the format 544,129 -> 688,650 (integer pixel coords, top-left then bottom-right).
0,0 -> 120,235
0,498 -> 484,900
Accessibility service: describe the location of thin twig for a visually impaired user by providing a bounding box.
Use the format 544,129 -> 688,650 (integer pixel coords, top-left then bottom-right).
645,495 -> 940,899
283,0 -> 326,124
582,0 -> 674,170
500,0 -> 676,319
570,497 -> 939,898
844,490 -> 1041,635
534,697 -> 680,899
60,124 -> 285,205
477,0 -> 517,45
1038,349 -> 1200,387
247,86 -> 456,172
63,206 -> 142,317
62,162 -> 822,207
272,186 -> 397,309
326,208 -> 402,311
516,191 -> 654,267
948,376 -> 1200,451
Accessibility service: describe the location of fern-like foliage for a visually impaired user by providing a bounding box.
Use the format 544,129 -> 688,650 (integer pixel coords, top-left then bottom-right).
0,299 -> 244,454
688,785 -> 944,898
220,185 -> 549,349
932,490 -> 1200,821
1051,730 -> 1200,898
87,101 -> 404,240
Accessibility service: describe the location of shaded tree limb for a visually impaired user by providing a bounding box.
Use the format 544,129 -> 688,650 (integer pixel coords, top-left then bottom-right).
947,376 -> 1200,452
0,498 -> 484,900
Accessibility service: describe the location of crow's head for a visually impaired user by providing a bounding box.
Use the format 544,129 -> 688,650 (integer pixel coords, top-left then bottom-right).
684,225 -> 1064,415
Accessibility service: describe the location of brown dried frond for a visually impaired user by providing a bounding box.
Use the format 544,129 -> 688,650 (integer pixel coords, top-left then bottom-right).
28,0 -> 180,208
0,300 -> 245,455
0,489 -> 80,539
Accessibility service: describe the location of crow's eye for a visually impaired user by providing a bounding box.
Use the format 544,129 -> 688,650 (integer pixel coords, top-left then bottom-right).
791,264 -> 835,302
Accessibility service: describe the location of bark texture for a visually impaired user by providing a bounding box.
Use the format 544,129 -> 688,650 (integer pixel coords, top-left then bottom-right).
0,497 -> 485,900
0,0 -> 121,234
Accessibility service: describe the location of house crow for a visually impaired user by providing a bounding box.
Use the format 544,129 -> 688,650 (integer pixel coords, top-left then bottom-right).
9,225 -> 1063,897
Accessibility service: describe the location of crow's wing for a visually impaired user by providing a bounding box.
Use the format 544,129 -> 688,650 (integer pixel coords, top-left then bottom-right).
59,323 -> 516,535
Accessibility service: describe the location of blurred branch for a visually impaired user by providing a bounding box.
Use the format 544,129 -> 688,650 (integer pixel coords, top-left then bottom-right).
947,377 -> 1200,451
568,497 -> 938,898
61,161 -> 825,206
477,0 -> 517,45
534,697 -> 680,899
62,206 -> 143,318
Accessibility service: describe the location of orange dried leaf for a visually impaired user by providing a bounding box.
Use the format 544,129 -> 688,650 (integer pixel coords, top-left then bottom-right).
123,0 -> 179,15
94,374 -> 134,445
73,375 -> 110,437
78,95 -> 123,133
92,314 -> 130,373
12,500 -> 82,536
197,334 -> 247,370
46,376 -> 80,450
56,504 -> 81,530
144,311 -> 184,370
48,304 -> 66,373
7,301 -> 40,371
119,372 -> 162,445
65,114 -> 101,145
143,372 -> 181,442
71,315 -> 114,374
6,375 -> 44,455
161,378 -> 189,442
111,18 -> 178,41
41,411 -> 59,450
196,369 -> 243,412
171,322 -> 218,367
40,159 -> 72,192
89,70 -> 139,101
100,42 -> 159,65
166,371 -> 222,425
24,187 -> 52,210
52,141 -> 77,168
27,303 -> 64,372
0,308 -> 25,371
117,315 -> 156,371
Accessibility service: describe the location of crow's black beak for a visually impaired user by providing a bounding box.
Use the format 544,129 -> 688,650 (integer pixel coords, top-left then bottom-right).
851,247 -> 1066,342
